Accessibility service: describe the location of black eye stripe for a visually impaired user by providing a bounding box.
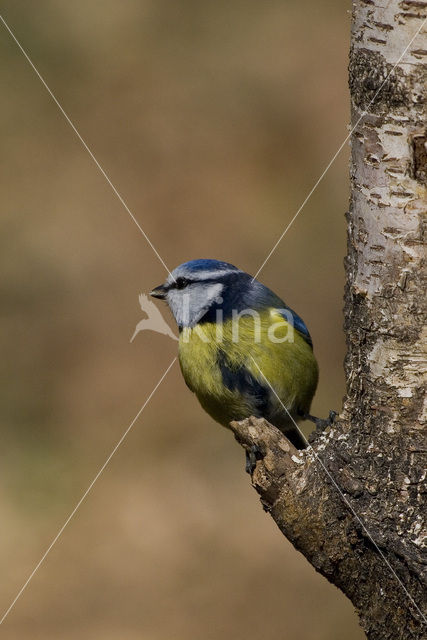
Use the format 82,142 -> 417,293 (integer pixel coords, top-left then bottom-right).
174,277 -> 190,289
171,274 -> 237,290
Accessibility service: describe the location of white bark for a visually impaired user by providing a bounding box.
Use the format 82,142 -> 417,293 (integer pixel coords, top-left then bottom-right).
230,4 -> 427,638
348,3 -> 426,431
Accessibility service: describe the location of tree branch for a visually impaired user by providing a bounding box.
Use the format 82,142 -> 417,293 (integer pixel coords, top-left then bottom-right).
230,416 -> 426,639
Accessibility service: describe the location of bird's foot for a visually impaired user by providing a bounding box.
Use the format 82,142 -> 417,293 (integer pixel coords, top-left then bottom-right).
305,410 -> 337,435
245,444 -> 262,475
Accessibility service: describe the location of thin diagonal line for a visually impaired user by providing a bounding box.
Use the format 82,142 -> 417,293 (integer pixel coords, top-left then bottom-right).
252,16 -> 427,281
250,356 -> 427,624
0,13 -> 174,281
0,357 -> 177,626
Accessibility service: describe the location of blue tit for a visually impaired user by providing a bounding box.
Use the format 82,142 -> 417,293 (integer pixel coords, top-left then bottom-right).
150,259 -> 319,450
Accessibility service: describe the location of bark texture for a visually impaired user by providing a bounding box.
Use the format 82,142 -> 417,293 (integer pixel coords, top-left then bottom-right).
230,3 -> 427,638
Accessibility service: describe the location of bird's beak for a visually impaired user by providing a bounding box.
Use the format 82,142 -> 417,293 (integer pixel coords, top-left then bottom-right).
150,284 -> 167,300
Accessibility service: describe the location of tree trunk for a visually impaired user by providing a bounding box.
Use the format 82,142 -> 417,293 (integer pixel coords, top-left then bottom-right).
230,3 -> 427,638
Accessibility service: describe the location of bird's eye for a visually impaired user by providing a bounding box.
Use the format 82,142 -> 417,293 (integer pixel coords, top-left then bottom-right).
175,277 -> 189,290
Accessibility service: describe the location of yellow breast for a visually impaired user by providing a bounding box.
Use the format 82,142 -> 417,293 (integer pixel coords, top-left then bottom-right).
178,311 -> 318,429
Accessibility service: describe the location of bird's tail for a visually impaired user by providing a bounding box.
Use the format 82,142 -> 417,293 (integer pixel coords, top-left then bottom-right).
284,427 -> 307,450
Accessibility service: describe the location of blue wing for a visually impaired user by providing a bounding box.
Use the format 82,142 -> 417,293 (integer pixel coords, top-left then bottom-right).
249,281 -> 313,348
277,307 -> 313,347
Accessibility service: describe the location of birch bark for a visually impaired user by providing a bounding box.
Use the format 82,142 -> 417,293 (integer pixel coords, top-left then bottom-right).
230,3 -> 426,638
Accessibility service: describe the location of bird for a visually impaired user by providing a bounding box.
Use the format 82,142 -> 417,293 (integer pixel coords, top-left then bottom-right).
150,259 -> 323,452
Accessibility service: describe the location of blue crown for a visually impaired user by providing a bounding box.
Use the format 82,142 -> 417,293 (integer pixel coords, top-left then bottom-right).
180,259 -> 240,273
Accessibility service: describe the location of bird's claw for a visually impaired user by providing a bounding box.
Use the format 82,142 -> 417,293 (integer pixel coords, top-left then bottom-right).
305,410 -> 337,442
315,410 -> 337,433
245,444 -> 262,475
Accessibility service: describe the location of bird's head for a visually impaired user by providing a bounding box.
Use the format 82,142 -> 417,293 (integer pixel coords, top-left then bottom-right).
150,259 -> 252,328
150,258 -> 313,345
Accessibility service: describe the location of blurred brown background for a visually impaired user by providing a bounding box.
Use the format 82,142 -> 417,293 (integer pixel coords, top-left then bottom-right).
0,1 -> 363,638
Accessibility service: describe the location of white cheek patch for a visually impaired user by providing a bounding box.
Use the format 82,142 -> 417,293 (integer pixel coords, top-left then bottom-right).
167,283 -> 224,327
